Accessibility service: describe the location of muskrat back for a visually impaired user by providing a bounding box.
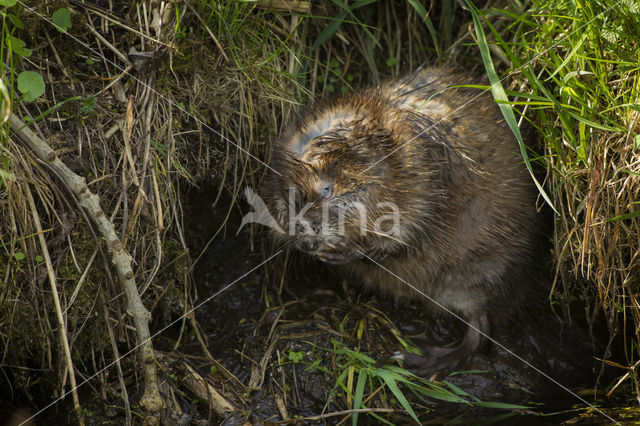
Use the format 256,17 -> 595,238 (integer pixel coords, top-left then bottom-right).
263,66 -> 539,372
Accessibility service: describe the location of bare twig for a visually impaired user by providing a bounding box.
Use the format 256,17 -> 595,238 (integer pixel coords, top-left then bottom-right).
10,113 -> 164,422
25,187 -> 84,425
183,1 -> 228,61
156,355 -> 248,422
102,301 -> 132,426
256,0 -> 311,13
181,362 -> 237,415
274,408 -> 397,423
73,0 -> 176,49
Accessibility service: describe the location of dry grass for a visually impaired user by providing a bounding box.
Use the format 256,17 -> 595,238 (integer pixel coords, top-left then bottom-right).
0,0 -> 306,420
1,0 -> 639,422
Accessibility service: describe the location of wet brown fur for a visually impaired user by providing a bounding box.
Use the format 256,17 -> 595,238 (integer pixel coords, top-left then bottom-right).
264,67 -> 539,363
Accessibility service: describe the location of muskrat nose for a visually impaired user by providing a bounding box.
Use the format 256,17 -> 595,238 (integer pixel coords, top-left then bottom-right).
299,237 -> 318,252
294,218 -> 315,236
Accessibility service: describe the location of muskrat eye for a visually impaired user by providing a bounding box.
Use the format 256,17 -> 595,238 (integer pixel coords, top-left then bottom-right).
321,183 -> 333,199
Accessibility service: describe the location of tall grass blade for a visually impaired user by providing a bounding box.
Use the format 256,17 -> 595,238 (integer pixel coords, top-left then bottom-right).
352,368 -> 367,426
466,0 -> 558,213
546,31 -> 588,80
375,369 -> 421,425
407,0 -> 440,56
313,0 -> 379,51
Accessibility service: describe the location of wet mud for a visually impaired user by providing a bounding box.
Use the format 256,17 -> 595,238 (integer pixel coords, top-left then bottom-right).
168,185 -> 619,425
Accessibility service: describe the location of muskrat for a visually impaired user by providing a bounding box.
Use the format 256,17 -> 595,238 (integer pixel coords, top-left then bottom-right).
263,66 -> 539,373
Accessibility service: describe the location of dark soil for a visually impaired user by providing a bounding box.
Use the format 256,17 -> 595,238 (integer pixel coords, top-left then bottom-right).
3,184 -> 622,426
164,183 -> 621,425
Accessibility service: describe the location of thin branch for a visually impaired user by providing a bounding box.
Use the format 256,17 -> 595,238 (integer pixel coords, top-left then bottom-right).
25,187 -> 84,425
10,113 -> 164,422
103,301 -> 132,426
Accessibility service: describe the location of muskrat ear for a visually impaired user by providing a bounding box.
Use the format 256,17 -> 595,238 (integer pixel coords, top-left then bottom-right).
321,182 -> 333,199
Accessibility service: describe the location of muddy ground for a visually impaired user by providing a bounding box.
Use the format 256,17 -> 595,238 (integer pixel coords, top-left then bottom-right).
147,184 -> 623,425
2,184 -> 624,425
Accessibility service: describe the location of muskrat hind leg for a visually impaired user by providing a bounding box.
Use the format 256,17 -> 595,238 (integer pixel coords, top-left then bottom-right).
392,311 -> 489,376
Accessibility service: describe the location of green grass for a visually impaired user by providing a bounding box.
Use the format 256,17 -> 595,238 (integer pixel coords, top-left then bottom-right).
305,339 -> 529,425
469,0 -> 640,401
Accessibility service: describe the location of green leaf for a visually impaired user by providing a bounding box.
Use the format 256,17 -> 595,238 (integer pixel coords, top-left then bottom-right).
7,35 -> 31,57
447,369 -> 488,376
369,412 -> 395,425
80,95 -> 97,115
305,359 -> 331,375
52,8 -> 72,33
352,368 -> 367,426
335,367 -> 352,395
312,12 -> 347,50
442,380 -> 473,397
18,71 -> 45,101
474,400 -> 531,409
375,369 -> 421,425
485,7 -> 536,25
311,0 -> 378,50
209,365 -> 218,375
623,0 -> 640,12
0,169 -> 14,184
466,1 -> 557,214
604,210 -> 640,223
566,111 -> 624,132
386,56 -> 398,68
633,134 -> 639,151
288,350 -> 304,363
381,365 -> 419,378
407,0 -> 440,56
35,255 -> 44,262
339,346 -> 376,365
15,252 -> 26,261
408,382 -> 470,404
21,96 -> 81,127
7,13 -> 24,29
547,32 -> 588,81
0,0 -> 17,6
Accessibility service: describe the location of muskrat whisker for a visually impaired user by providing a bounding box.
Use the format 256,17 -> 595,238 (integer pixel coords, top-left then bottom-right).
361,227 -> 413,248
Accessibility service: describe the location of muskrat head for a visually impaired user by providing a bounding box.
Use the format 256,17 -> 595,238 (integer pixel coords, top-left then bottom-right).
263,100 -> 416,265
